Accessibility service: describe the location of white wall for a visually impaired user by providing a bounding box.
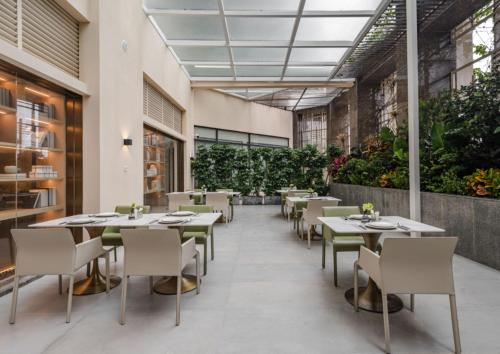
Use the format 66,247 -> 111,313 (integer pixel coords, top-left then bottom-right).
193,89 -> 293,145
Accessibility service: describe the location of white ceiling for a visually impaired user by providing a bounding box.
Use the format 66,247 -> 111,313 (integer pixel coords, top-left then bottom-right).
143,0 -> 387,109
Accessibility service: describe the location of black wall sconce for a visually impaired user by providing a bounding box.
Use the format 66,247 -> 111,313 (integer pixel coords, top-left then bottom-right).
123,138 -> 133,146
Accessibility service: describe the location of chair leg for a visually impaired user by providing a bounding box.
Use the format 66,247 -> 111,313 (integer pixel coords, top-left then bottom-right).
149,276 -> 154,294
307,227 -> 311,249
114,247 -> 117,262
176,275 -> 181,326
58,275 -> 63,295
86,262 -> 91,277
66,276 -> 74,323
203,241 -> 208,276
196,252 -> 201,295
321,238 -> 326,269
449,294 -> 462,354
354,261 -> 359,312
382,292 -> 391,354
105,253 -> 110,294
410,294 -> 415,312
333,248 -> 338,287
210,232 -> 214,261
120,274 -> 128,325
9,275 -> 20,324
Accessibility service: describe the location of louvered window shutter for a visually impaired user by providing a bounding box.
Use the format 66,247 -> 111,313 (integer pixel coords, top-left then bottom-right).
0,0 -> 17,45
143,80 -> 182,133
22,0 -> 79,77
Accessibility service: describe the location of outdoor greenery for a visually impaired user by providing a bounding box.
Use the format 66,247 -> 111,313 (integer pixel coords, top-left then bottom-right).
330,67 -> 500,199
191,144 -> 329,196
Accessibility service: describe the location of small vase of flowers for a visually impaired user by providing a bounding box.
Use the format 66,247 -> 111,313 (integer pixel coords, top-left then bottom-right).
362,202 -> 374,222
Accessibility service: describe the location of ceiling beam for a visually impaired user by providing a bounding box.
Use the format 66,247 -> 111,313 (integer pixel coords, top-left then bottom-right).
180,61 -> 338,66
293,88 -> 307,110
217,0 -> 236,79
280,0 -> 306,80
191,80 -> 355,89
145,8 -> 376,17
165,40 -> 353,48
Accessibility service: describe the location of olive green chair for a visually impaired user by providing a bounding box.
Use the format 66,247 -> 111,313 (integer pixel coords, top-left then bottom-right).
179,205 -> 214,276
280,190 -> 288,217
216,188 -> 234,221
322,206 -> 365,287
291,200 -> 308,235
101,205 -> 151,262
192,189 -> 204,205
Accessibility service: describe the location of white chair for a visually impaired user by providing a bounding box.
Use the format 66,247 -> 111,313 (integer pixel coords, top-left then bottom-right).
9,228 -> 110,324
120,229 -> 200,325
205,192 -> 230,223
354,237 -> 461,354
167,192 -> 193,211
300,199 -> 340,248
285,190 -> 309,223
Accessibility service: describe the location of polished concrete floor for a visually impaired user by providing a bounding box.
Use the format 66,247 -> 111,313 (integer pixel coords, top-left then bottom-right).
1,205 -> 499,354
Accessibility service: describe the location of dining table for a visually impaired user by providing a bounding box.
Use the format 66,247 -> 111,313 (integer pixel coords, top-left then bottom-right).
29,212 -> 222,296
318,215 -> 445,313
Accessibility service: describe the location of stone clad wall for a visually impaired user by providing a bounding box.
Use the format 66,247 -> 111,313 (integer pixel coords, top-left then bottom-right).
331,183 -> 500,270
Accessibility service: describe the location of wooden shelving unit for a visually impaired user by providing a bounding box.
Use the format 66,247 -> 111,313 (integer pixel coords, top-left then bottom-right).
0,204 -> 64,222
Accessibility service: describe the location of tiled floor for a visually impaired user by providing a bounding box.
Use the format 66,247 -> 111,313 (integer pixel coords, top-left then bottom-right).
1,205 -> 499,354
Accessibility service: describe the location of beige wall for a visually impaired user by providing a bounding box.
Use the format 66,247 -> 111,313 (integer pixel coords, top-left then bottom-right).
193,89 -> 293,146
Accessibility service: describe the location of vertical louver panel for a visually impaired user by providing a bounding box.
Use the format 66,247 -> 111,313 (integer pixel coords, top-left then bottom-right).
0,0 -> 17,45
22,0 -> 79,77
143,80 -> 182,134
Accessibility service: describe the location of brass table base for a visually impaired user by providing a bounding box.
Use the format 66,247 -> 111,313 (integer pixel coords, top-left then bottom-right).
153,275 -> 199,295
73,259 -> 121,296
345,286 -> 403,313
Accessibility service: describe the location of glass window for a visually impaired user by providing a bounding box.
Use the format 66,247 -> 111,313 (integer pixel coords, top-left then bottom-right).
145,0 -> 218,10
285,66 -> 334,77
218,129 -> 248,144
235,66 -> 283,77
289,48 -> 348,63
304,0 -> 383,11
227,17 -> 294,41
224,0 -> 300,11
195,126 -> 216,140
296,17 -> 370,42
250,134 -> 288,147
171,46 -> 229,62
233,47 -> 287,63
185,65 -> 233,77
296,107 -> 327,152
154,15 -> 225,40
375,72 -> 398,132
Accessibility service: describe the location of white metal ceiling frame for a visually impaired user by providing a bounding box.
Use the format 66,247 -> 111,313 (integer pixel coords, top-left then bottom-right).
143,1 -> 388,81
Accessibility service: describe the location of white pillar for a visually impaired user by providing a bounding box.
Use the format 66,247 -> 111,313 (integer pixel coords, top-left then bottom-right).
406,0 -> 421,224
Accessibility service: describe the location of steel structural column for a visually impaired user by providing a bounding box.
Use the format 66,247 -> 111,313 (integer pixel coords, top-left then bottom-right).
406,0 -> 421,227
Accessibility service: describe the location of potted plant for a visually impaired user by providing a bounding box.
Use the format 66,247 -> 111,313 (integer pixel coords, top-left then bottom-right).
362,202 -> 374,222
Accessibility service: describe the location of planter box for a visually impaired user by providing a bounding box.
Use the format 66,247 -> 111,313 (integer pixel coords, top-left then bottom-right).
331,183 -> 500,271
233,196 -> 281,205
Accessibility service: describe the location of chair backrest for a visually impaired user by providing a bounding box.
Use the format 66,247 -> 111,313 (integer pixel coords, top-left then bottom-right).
11,228 -> 76,275
115,205 -> 151,214
379,237 -> 458,294
206,192 -> 229,209
288,190 -> 309,197
216,188 -> 233,192
121,229 -> 181,276
179,205 -> 214,213
306,199 -> 340,215
167,193 -> 193,211
322,206 -> 360,240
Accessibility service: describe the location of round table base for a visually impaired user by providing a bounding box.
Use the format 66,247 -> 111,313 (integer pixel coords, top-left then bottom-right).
345,287 -> 403,313
73,274 -> 121,296
153,275 -> 199,295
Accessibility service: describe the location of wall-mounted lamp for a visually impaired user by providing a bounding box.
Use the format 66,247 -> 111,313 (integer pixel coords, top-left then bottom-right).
123,138 -> 133,146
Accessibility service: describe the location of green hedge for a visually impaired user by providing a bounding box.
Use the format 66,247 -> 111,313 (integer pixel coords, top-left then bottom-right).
191,144 -> 330,196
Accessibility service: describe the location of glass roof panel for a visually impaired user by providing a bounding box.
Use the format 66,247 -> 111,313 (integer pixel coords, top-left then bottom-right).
295,17 -> 370,41
227,17 -> 294,41
304,0 -> 383,11
289,48 -> 348,63
145,0 -> 218,10
185,65 -> 233,77
285,66 -> 333,77
224,0 -> 300,11
153,15 -> 225,40
236,65 -> 283,77
172,46 -> 229,61
233,47 -> 287,62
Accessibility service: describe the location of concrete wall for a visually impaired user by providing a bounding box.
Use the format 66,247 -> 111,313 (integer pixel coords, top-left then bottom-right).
193,89 -> 293,145
331,183 -> 500,270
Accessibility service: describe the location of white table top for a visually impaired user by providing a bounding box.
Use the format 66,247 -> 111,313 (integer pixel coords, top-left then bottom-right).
318,216 -> 445,234
29,212 -> 222,228
286,196 -> 342,203
185,191 -> 241,197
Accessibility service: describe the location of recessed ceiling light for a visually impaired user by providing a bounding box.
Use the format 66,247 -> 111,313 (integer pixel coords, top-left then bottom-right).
194,65 -> 231,69
25,87 -> 50,98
